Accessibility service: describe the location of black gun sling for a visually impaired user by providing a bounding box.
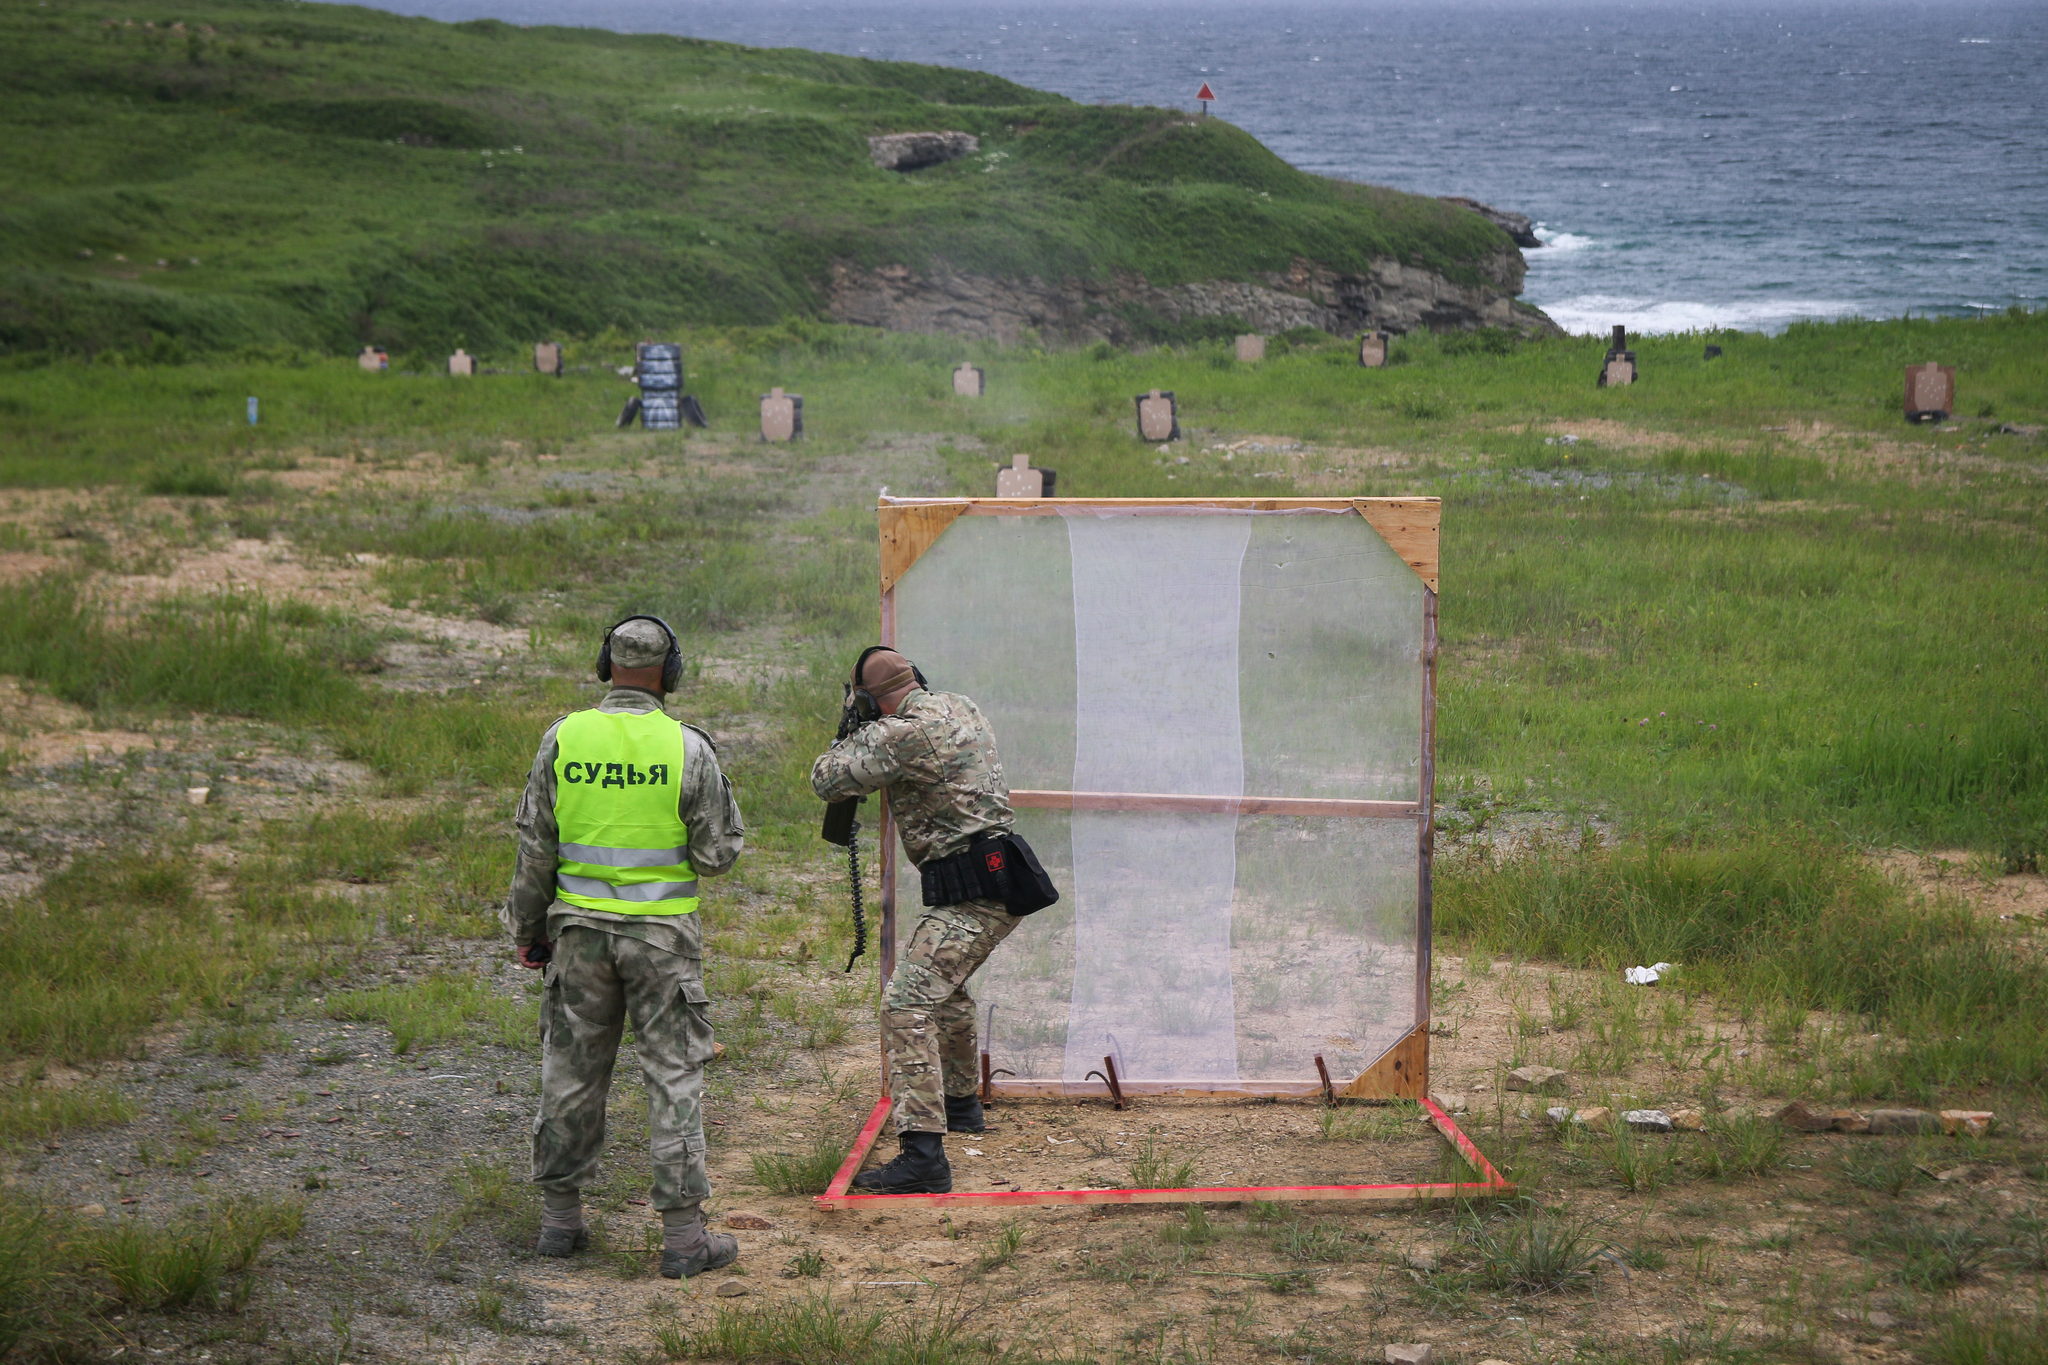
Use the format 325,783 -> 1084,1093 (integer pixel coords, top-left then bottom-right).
918,831 -> 1058,916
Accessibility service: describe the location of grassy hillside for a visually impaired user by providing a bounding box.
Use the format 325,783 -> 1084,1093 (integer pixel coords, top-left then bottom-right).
0,0 -> 1515,360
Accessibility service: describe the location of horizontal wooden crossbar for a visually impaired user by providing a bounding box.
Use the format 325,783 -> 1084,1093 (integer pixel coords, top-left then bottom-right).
989,1079 -> 1326,1100
815,1097 -> 1514,1210
1009,790 -> 1419,819
876,496 -> 1441,591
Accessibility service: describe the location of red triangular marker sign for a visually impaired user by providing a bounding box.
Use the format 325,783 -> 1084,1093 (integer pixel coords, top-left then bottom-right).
1196,83 -> 1216,102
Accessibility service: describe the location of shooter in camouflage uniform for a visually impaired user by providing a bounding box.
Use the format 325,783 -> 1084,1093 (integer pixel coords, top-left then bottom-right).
505,617 -> 745,1277
809,648 -> 1020,1194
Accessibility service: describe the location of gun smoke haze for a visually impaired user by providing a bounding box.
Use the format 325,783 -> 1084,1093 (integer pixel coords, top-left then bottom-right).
372,0 -> 2046,335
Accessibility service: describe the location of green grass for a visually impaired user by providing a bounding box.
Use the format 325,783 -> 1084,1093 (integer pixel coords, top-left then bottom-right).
326,970 -> 536,1055
1128,1137 -> 1197,1190
1858,1219 -> 1994,1291
0,1082 -> 135,1146
0,1191 -> 304,1353
0,307 -> 2043,1127
749,1133 -> 853,1196
659,1293 -> 1016,1365
1439,838 -> 2048,1100
0,577 -> 354,719
0,0 -> 1512,365
1455,1201 -> 1613,1294
0,849 -> 238,1063
1929,1310 -> 2048,1365
1317,1101 -> 1421,1141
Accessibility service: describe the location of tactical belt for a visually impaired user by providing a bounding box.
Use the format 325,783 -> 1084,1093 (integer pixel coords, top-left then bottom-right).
919,831 -> 1059,916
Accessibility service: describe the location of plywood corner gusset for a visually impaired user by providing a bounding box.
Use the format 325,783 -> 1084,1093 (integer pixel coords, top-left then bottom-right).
1340,1027 -> 1428,1100
878,503 -> 966,592
1353,499 -> 1439,592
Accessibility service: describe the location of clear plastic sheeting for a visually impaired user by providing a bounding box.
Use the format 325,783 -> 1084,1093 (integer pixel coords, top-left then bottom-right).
1064,513 -> 1249,1084
890,506 -> 1425,1094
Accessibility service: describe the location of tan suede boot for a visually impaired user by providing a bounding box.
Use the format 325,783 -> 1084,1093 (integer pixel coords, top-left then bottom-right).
659,1210 -> 738,1279
536,1195 -> 589,1257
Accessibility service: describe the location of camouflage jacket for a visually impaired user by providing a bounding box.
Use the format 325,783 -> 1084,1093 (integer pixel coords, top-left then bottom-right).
809,688 -> 1013,866
504,687 -> 744,956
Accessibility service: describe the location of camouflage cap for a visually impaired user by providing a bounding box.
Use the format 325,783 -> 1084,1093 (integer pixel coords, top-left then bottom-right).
609,618 -> 673,669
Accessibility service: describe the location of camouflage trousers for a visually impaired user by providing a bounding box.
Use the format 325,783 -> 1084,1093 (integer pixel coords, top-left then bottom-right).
533,925 -> 715,1212
883,898 -> 1021,1134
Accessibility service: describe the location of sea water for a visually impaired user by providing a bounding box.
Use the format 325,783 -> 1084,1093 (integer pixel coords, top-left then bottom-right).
385,0 -> 2045,334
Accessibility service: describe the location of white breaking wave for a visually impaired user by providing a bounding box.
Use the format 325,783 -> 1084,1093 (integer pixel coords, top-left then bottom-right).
1537,294 -> 1867,336
1534,226 -> 1597,251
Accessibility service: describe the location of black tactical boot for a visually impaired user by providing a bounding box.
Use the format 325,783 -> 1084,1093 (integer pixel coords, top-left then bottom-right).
849,1131 -> 952,1194
944,1093 -> 986,1134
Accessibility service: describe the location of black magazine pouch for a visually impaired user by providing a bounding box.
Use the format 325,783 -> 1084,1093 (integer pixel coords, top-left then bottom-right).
971,833 -> 1059,916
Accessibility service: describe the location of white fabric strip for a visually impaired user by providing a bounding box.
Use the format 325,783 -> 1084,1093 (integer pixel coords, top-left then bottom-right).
1059,511 -> 1250,1086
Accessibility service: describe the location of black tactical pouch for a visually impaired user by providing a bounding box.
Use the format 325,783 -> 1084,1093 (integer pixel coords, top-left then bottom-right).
919,832 -> 1059,916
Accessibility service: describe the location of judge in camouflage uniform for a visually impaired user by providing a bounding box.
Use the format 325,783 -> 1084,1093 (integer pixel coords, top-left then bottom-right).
505,617 -> 745,1278
809,648 -> 1021,1194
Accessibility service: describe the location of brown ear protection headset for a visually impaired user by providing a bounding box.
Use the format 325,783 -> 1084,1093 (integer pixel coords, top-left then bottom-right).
596,615 -> 685,694
844,645 -> 928,724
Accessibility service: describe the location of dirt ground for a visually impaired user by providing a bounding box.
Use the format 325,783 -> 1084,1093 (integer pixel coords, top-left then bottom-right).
17,904 -> 2045,1365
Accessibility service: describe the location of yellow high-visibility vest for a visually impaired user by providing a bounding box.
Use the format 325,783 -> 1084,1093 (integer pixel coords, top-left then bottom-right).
552,709 -> 698,915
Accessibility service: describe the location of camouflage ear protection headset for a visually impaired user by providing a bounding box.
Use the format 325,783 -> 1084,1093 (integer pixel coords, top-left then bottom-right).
596,615 -> 685,694
844,645 -> 928,725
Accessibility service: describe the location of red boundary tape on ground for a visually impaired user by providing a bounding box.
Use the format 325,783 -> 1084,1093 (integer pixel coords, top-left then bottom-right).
815,1095 -> 1514,1209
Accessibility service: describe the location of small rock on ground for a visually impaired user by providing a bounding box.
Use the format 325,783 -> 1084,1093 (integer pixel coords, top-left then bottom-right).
1623,1109 -> 1673,1133
1774,1100 -> 1864,1133
1868,1108 -> 1942,1136
1941,1109 -> 1996,1137
1669,1108 -> 1705,1131
726,1212 -> 773,1229
1504,1065 -> 1568,1095
715,1279 -> 750,1297
1384,1347 -> 1436,1365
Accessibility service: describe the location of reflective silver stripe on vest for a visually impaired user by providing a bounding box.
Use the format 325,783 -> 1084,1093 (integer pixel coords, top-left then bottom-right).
559,841 -> 691,869
557,873 -> 700,903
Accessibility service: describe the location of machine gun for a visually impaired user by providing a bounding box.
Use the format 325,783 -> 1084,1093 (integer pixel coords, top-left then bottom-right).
820,697 -> 871,972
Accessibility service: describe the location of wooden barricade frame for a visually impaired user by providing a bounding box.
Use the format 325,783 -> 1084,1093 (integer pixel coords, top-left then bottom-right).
817,496 -> 1513,1210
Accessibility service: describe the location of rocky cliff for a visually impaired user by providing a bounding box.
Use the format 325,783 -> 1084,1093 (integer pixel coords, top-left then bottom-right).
827,248 -> 1558,345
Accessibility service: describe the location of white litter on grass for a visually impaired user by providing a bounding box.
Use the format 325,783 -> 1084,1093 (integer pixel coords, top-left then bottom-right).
1624,962 -> 1675,985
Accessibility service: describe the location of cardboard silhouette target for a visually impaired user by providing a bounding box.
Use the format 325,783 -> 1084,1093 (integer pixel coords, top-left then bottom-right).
1135,390 -> 1180,442
1597,325 -> 1636,388
994,453 -> 1055,498
1904,363 -> 1954,422
760,387 -> 803,442
819,496 -> 1512,1211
